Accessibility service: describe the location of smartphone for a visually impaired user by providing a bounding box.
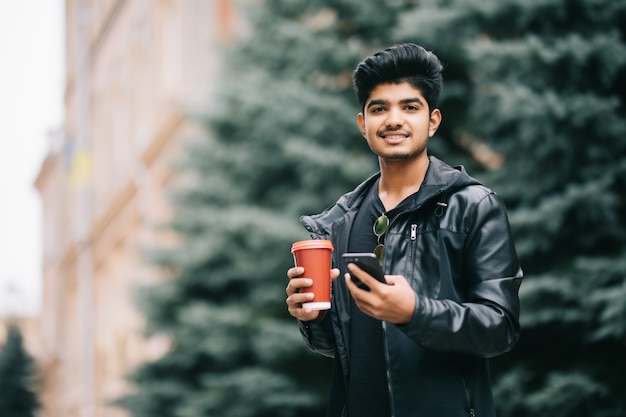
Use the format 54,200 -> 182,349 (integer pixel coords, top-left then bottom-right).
341,252 -> 387,291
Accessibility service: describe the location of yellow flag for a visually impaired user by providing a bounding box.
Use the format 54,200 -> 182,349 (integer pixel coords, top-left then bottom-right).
69,150 -> 92,187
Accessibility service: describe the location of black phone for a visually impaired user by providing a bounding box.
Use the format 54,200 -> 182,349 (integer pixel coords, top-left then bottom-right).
341,252 -> 387,291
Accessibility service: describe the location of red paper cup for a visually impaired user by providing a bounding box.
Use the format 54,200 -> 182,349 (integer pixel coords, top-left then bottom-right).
291,240 -> 334,310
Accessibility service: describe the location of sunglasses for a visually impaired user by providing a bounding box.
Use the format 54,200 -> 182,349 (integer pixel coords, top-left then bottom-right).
373,214 -> 389,266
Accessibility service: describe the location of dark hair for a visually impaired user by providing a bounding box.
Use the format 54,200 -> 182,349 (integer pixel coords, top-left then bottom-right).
352,43 -> 443,112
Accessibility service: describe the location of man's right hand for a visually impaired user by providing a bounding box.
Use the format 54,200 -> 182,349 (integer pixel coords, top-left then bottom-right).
286,266 -> 339,322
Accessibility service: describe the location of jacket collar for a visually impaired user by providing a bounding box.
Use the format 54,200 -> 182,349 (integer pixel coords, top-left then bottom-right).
301,156 -> 482,235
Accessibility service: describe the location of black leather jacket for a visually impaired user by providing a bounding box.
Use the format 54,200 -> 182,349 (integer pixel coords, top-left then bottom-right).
298,156 -> 522,417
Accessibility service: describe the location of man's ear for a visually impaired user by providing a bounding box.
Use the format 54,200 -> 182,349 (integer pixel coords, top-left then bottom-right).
429,109 -> 442,138
357,112 -> 367,137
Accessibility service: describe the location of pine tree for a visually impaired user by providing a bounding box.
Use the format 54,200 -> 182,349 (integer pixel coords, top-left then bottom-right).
393,0 -> 626,415
0,324 -> 40,417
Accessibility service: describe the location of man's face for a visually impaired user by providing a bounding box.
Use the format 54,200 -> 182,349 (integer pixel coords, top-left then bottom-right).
357,82 -> 441,162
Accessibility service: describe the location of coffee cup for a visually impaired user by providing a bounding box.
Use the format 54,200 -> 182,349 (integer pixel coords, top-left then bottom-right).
291,240 -> 334,310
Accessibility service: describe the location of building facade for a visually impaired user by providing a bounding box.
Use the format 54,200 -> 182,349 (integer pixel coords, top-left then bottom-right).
34,1 -> 235,416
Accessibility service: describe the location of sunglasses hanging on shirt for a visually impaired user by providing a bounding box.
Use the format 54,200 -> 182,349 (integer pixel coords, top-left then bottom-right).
373,214 -> 389,266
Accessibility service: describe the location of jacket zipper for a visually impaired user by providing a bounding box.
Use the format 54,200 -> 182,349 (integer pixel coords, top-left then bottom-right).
379,219 -> 420,417
385,213 -> 402,242
380,215 -> 400,417
382,321 -> 396,417
463,374 -> 476,417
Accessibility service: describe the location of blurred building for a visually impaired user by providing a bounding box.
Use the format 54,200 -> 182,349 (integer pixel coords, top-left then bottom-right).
34,1 -> 236,416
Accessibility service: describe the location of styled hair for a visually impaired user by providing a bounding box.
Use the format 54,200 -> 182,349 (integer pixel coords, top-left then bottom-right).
352,43 -> 443,112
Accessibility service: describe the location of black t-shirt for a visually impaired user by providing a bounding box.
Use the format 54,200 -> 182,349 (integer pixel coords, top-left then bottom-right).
346,180 -> 390,417
346,179 -> 418,416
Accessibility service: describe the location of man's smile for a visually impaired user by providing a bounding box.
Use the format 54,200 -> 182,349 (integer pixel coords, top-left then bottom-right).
380,131 -> 410,143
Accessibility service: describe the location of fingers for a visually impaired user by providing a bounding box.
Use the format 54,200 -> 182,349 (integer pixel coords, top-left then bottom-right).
344,263 -> 387,310
286,277 -> 312,295
286,290 -> 314,309
286,286 -> 320,321
286,267 -> 310,295
345,263 -> 381,291
286,266 -> 320,321
344,272 -> 361,296
287,266 -> 304,279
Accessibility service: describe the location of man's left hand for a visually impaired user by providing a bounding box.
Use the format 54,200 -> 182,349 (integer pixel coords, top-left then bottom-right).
345,263 -> 416,324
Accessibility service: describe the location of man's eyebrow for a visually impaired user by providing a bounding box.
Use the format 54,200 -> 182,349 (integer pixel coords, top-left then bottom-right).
366,99 -> 388,109
400,97 -> 425,106
366,97 -> 425,109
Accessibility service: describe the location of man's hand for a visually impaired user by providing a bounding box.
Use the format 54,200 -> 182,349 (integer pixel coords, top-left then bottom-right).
286,266 -> 340,322
345,263 -> 416,324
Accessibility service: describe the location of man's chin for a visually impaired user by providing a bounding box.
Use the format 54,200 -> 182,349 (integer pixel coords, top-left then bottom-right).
379,149 -> 427,161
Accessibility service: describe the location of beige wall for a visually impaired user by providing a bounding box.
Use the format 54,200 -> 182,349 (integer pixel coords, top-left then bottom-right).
34,1 -> 237,416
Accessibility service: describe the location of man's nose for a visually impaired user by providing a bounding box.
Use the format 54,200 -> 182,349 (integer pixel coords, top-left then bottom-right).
385,108 -> 403,128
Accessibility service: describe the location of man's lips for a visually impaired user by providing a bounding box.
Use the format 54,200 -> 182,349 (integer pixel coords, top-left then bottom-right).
379,131 -> 410,143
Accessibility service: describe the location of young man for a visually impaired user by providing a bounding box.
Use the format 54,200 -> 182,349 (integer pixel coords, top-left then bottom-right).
286,43 -> 522,417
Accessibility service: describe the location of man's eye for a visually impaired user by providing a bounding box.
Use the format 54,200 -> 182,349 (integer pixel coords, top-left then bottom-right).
371,107 -> 385,113
405,105 -> 418,111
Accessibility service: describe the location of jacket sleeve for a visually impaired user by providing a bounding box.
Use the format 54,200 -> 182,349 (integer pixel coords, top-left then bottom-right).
398,192 -> 522,358
298,312 -> 336,358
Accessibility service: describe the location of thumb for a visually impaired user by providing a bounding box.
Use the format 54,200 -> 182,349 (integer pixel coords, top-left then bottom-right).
383,275 -> 405,286
330,268 -> 341,282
